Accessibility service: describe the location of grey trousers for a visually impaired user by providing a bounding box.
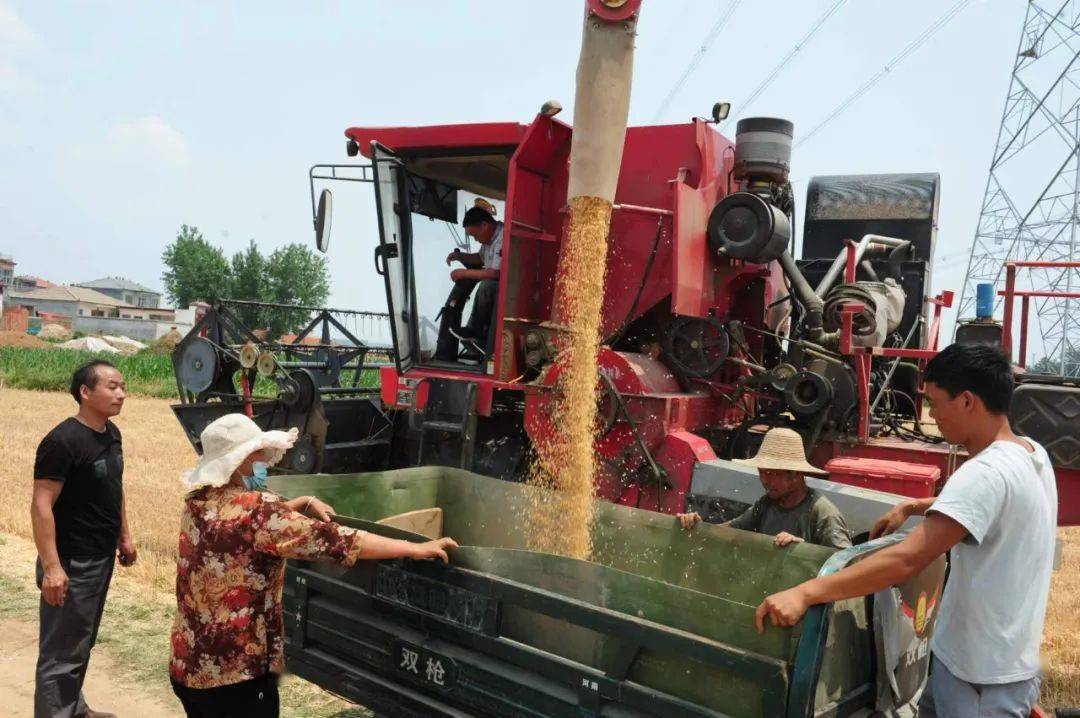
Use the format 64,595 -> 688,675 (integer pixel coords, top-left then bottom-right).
35,555 -> 114,718
919,656 -> 1040,717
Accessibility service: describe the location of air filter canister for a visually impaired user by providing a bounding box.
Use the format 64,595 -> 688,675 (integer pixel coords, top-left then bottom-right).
733,117 -> 794,184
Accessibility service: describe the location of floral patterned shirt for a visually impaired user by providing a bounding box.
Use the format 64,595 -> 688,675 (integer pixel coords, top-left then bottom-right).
170,485 -> 365,689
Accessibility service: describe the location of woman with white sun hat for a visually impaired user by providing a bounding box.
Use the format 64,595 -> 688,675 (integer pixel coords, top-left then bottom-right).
168,413 -> 457,717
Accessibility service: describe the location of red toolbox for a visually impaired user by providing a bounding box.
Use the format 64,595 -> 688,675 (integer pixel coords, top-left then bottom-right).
824,457 -> 941,499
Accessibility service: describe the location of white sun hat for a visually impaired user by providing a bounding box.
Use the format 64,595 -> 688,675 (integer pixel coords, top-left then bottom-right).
733,427 -> 828,476
181,413 -> 299,490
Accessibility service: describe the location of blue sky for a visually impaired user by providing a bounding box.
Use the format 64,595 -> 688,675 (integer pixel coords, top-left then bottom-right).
0,0 -> 1024,343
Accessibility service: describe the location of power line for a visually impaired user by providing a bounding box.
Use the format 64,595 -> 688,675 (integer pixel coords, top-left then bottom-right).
722,0 -> 849,131
796,0 -> 973,148
652,0 -> 743,122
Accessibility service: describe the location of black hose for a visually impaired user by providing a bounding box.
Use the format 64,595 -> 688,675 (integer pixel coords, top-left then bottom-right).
778,251 -> 822,315
886,240 -> 913,280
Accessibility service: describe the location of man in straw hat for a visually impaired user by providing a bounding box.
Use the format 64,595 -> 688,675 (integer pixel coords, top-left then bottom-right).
754,345 -> 1055,717
169,413 -> 458,717
677,427 -> 851,550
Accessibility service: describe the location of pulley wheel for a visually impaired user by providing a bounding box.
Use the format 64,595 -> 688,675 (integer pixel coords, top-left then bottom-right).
288,437 -> 317,473
287,370 -> 317,412
177,338 -> 219,395
662,316 -> 730,379
769,363 -> 798,392
239,342 -> 259,369
256,351 -> 277,377
784,370 -> 833,417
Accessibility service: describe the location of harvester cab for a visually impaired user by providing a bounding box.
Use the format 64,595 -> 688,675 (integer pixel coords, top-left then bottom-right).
337,119 -> 550,383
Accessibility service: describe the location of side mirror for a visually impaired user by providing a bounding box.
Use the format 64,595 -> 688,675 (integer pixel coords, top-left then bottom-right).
314,188 -> 332,253
712,102 -> 731,123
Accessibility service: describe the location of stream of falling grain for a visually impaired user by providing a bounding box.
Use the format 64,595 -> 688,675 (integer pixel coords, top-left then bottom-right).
525,196 -> 612,560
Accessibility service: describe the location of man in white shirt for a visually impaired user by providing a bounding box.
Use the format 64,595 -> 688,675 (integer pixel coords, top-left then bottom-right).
434,204 -> 503,364
754,343 -> 1057,716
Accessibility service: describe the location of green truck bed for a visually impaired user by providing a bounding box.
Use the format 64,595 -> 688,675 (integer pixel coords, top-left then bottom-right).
273,467 -> 942,718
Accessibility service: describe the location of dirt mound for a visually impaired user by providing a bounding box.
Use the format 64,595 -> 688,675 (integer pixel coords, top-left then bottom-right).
38,323 -> 73,341
0,331 -> 49,349
101,335 -> 147,355
147,329 -> 183,355
59,337 -> 122,354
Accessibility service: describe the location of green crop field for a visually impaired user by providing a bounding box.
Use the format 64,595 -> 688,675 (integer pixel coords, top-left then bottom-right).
0,347 -> 178,398
0,346 -> 380,399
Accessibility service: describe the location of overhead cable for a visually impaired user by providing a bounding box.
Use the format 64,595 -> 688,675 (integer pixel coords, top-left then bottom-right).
796,0 -> 974,148
652,0 -> 743,122
722,0 -> 850,130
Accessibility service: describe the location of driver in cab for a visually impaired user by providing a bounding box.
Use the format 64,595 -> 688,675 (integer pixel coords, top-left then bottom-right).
435,200 -> 504,364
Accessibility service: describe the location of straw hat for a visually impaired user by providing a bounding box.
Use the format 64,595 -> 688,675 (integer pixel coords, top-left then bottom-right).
734,427 -> 827,476
181,413 -> 298,490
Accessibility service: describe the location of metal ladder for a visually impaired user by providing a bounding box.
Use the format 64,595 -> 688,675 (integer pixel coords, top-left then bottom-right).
416,379 -> 478,470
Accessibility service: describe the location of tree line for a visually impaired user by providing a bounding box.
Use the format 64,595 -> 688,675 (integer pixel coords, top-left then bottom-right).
161,225 -> 330,337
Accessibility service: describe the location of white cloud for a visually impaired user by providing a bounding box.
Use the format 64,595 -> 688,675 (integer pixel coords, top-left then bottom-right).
0,1 -> 38,50
106,117 -> 191,169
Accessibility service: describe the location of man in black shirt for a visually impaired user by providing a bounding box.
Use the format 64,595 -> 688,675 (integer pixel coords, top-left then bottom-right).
31,360 -> 136,718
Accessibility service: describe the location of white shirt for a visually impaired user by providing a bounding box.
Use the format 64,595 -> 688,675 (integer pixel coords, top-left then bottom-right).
929,439 -> 1057,684
479,221 -> 504,271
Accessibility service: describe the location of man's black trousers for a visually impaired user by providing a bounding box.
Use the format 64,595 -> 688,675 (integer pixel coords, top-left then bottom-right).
35,555 -> 114,718
435,279 -> 498,360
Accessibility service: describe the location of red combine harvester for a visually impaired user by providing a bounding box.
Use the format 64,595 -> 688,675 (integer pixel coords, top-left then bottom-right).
327,109 -> 1080,524
172,111 -> 1079,525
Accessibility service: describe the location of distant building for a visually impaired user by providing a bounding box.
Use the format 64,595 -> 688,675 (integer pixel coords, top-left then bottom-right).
12,275 -> 55,292
75,277 -> 162,309
3,285 -> 147,319
3,285 -> 194,341
0,254 -> 14,290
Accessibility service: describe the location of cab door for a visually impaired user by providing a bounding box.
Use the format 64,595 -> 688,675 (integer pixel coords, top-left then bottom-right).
371,142 -> 418,372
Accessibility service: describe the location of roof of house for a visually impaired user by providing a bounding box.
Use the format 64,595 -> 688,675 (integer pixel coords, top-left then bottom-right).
15,275 -> 55,289
5,285 -> 126,306
76,277 -> 160,294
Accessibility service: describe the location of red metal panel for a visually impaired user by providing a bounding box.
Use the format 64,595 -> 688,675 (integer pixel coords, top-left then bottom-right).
379,365 -> 398,408
825,457 -> 940,498
498,116 -> 572,380
814,438 -> 1080,525
347,123 -> 527,158
630,430 -> 717,514
672,183 -> 712,317
1057,467 -> 1080,526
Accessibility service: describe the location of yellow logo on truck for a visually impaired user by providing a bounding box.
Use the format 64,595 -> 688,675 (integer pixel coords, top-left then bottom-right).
914,592 -> 928,635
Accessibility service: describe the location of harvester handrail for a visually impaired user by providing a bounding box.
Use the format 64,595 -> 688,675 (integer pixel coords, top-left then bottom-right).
1000,259 -> 1080,366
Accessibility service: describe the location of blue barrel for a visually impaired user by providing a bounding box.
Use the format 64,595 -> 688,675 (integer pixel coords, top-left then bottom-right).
976,282 -> 995,319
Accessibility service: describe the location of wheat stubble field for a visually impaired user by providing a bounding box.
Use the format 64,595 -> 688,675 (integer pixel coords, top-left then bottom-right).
0,387 -> 365,717
0,386 -> 1076,709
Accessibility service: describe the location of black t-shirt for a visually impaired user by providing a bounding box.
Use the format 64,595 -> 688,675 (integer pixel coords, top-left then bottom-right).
34,417 -> 124,559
